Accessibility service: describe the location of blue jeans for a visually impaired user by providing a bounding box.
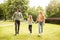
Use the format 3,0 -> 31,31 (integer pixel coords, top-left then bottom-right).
38,22 -> 43,34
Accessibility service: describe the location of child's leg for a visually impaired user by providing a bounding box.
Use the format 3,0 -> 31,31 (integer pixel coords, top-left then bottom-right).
29,25 -> 30,32
30,25 -> 32,33
29,25 -> 32,33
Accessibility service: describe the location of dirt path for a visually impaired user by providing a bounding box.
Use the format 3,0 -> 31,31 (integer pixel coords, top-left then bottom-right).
0,23 -> 14,27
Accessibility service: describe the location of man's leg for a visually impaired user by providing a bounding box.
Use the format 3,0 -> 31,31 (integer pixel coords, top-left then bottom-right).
17,20 -> 20,34
15,20 -> 17,35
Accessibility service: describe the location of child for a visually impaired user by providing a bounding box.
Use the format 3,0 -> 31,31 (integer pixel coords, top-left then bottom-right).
28,15 -> 33,35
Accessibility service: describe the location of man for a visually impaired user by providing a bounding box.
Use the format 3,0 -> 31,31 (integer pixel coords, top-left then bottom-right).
12,9 -> 23,35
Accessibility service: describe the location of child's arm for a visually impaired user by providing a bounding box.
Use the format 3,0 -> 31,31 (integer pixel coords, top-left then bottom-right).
36,16 -> 38,23
32,19 -> 34,23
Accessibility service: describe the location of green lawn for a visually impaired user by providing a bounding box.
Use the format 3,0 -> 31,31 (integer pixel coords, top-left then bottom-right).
0,21 -> 60,40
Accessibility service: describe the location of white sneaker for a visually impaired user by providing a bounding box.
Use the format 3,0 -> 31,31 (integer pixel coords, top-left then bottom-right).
38,33 -> 42,37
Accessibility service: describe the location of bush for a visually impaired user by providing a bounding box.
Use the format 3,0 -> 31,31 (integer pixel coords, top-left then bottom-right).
45,18 -> 60,24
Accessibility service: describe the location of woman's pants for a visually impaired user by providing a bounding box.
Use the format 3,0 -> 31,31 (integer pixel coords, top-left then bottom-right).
38,22 -> 43,34
15,20 -> 20,34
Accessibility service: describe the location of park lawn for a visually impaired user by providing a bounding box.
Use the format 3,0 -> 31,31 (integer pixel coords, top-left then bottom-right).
0,21 -> 60,40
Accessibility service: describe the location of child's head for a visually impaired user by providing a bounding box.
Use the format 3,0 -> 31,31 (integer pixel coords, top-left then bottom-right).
29,15 -> 33,22
29,15 -> 32,18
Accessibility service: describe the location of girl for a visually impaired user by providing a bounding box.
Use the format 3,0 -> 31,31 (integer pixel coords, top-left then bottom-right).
28,15 -> 33,35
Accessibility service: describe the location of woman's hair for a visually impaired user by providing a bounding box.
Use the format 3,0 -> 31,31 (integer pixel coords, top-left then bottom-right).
39,11 -> 43,15
39,11 -> 44,17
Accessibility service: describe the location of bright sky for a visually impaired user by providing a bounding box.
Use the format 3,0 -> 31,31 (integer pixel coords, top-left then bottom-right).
0,0 -> 4,3
0,0 -> 51,9
29,0 -> 51,9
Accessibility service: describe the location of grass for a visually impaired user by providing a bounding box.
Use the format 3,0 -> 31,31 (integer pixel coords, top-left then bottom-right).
0,21 -> 60,40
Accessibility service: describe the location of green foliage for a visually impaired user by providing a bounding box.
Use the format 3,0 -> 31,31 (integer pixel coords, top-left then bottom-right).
0,4 -> 4,20
0,0 -> 29,20
46,0 -> 60,18
28,6 -> 44,21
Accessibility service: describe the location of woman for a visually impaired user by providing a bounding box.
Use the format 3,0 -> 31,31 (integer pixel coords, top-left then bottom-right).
36,11 -> 45,36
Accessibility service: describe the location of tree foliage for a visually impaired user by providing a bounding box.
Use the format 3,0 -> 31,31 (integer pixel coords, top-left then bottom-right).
46,0 -> 60,18
0,0 -> 29,20
28,6 -> 43,21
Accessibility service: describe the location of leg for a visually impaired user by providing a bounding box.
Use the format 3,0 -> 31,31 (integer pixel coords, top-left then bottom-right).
30,25 -> 32,33
17,20 -> 20,34
29,25 -> 30,33
29,25 -> 32,33
38,23 -> 41,34
41,22 -> 43,33
15,20 -> 17,35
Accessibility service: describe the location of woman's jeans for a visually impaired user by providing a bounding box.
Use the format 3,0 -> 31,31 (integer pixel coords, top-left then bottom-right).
38,22 -> 43,34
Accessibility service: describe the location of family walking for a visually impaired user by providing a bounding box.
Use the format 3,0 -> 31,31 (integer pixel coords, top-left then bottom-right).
12,8 -> 45,36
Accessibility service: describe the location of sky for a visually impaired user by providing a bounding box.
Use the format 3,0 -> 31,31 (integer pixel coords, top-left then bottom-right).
29,0 -> 50,9
0,0 -> 4,3
0,0 -> 51,9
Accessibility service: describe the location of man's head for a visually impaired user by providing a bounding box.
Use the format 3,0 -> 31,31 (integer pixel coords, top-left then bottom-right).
16,8 -> 21,12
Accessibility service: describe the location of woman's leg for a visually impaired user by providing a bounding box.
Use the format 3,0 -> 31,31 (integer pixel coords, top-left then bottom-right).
41,22 -> 43,33
38,22 -> 41,34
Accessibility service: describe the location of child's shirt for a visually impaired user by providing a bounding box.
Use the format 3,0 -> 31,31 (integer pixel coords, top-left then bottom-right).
28,18 -> 33,25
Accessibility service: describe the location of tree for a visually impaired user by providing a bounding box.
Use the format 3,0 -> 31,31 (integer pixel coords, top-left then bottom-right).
0,4 -> 4,20
28,6 -> 43,21
0,0 -> 29,20
46,0 -> 60,18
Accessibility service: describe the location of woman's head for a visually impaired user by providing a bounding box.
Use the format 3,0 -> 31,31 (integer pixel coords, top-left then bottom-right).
39,11 -> 43,15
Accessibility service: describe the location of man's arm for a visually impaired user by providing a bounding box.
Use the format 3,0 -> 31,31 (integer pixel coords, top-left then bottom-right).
20,12 -> 24,21
20,12 -> 23,18
12,13 -> 15,21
